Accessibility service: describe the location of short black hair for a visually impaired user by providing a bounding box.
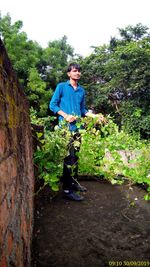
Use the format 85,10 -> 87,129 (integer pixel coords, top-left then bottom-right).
67,63 -> 81,72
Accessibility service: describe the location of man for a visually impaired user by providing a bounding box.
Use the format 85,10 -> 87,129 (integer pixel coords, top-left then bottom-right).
50,63 -> 104,201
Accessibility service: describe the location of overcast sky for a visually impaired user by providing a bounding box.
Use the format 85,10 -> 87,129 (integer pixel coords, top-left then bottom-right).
1,0 -> 150,56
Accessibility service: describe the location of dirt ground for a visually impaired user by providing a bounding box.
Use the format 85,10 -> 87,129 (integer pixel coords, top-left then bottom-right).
32,178 -> 150,267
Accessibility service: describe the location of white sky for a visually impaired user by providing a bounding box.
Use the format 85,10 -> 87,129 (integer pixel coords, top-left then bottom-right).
1,0 -> 150,57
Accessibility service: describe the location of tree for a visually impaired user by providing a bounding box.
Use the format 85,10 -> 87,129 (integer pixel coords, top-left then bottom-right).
0,14 -> 75,117
80,24 -> 150,138
42,35 -> 74,88
118,23 -> 149,41
0,13 -> 42,87
27,68 -> 53,116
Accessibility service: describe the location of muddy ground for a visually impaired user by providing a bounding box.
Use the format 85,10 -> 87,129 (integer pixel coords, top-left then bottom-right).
32,178 -> 150,267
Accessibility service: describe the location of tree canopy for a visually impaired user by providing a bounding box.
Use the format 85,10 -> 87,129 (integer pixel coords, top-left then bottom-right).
79,23 -> 150,138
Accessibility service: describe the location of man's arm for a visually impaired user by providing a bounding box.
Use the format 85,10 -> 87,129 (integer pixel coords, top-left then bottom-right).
80,90 -> 106,122
49,85 -> 62,114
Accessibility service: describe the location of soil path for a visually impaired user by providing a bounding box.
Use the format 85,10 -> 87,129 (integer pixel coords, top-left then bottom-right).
32,179 -> 150,267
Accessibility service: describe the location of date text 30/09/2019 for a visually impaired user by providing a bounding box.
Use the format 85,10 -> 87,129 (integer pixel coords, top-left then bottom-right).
108,261 -> 150,267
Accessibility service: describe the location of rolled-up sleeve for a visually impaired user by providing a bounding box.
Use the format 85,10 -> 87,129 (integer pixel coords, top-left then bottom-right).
49,84 -> 61,114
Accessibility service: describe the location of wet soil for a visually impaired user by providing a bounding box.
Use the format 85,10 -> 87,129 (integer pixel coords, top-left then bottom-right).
32,178 -> 150,267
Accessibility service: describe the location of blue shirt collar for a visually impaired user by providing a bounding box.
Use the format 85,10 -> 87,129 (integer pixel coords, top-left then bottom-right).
67,80 -> 80,89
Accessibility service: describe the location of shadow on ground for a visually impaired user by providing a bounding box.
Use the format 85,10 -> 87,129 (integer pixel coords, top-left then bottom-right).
32,179 -> 150,267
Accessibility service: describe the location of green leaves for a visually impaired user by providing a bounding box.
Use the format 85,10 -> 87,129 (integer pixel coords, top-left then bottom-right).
33,114 -> 71,192
80,24 -> 150,138
77,116 -> 150,199
33,114 -> 150,200
27,68 -> 52,116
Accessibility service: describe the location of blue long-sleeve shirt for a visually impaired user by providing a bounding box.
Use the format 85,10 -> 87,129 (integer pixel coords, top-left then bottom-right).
49,80 -> 88,131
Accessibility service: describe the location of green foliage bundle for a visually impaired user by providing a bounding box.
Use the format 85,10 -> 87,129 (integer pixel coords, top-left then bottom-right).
77,117 -> 150,200
31,110 -> 150,200
34,127 -> 71,191
30,108 -> 71,191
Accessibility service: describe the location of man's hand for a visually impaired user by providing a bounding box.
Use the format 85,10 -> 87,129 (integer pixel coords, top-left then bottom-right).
65,114 -> 76,123
94,114 -> 107,124
57,110 -> 77,123
85,112 -> 107,124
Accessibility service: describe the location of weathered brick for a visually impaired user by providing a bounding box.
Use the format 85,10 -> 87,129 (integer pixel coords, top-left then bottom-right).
0,155 -> 17,203
0,101 -> 6,127
7,231 -> 13,255
0,198 -> 10,244
0,128 -> 7,155
0,255 -> 7,267
0,38 -> 34,267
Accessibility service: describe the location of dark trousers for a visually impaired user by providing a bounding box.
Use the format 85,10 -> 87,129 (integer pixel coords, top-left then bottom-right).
62,133 -> 81,190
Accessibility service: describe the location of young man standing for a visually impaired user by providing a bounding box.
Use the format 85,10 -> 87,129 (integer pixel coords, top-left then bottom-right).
50,63 -> 103,201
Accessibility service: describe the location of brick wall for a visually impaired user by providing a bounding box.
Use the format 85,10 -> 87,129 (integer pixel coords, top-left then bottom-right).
0,39 -> 34,266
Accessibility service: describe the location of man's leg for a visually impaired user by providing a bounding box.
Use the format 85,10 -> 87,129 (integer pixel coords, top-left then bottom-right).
62,133 -> 83,200
62,154 -> 76,191
62,152 -> 84,201
68,133 -> 87,192
61,133 -> 86,200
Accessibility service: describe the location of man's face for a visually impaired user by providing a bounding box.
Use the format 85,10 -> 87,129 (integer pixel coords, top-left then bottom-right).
67,67 -> 81,81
